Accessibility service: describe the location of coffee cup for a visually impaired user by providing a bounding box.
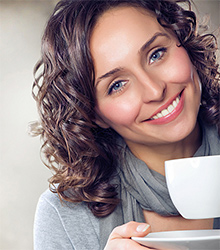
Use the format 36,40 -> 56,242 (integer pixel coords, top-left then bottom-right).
165,155 -> 220,219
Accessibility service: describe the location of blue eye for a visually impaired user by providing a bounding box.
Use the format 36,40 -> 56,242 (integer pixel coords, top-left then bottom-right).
108,80 -> 127,95
149,48 -> 167,64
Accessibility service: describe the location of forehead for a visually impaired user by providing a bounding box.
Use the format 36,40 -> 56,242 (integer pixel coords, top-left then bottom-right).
90,6 -> 169,73
92,5 -> 158,32
90,6 -> 160,46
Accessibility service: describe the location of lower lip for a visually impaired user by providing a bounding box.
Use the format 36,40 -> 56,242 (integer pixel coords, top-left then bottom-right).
146,91 -> 185,125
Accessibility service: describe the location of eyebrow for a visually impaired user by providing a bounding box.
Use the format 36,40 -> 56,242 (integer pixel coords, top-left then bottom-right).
139,32 -> 170,53
96,67 -> 123,86
95,32 -> 169,86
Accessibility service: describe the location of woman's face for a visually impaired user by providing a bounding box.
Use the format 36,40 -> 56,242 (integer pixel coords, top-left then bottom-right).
90,6 -> 201,150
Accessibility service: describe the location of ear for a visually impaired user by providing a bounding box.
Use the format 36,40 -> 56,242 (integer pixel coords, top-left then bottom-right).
94,113 -> 110,129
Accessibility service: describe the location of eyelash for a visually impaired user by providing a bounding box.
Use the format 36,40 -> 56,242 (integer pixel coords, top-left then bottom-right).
149,47 -> 167,64
107,47 -> 167,95
108,80 -> 127,95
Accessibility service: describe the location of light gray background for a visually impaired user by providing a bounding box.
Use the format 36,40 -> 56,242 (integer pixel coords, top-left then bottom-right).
0,0 -> 219,249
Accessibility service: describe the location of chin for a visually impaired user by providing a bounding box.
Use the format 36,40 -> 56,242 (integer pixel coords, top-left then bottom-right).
166,120 -> 199,143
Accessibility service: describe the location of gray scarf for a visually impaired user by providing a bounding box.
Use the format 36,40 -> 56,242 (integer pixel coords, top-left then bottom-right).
99,124 -> 220,249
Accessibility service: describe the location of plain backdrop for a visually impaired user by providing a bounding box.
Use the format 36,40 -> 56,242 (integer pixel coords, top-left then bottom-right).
0,0 -> 219,249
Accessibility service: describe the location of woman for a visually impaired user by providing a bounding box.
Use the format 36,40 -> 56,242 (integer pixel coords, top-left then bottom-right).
33,0 -> 220,249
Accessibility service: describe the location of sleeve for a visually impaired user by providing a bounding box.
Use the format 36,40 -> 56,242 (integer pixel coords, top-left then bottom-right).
33,195 -> 75,250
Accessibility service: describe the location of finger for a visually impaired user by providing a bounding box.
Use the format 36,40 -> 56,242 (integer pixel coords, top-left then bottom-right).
109,221 -> 151,240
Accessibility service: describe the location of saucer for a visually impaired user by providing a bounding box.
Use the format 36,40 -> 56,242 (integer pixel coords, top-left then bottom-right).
132,229 -> 220,250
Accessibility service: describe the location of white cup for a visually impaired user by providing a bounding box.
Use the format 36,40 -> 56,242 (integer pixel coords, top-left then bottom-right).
165,155 -> 220,219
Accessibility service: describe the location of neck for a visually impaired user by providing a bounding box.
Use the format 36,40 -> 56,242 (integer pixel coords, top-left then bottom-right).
127,122 -> 202,176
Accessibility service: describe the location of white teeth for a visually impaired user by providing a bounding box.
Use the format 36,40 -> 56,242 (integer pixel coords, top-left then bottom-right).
151,95 -> 180,120
173,100 -> 177,108
168,104 -> 174,113
161,109 -> 169,116
176,97 -> 180,103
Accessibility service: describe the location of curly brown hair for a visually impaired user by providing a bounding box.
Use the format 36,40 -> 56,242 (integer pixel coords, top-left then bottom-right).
32,0 -> 220,217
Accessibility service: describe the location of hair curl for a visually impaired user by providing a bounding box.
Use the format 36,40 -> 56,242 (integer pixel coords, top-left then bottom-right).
32,0 -> 220,217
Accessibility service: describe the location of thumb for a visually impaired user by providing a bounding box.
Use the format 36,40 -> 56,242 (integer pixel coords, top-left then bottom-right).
110,221 -> 151,240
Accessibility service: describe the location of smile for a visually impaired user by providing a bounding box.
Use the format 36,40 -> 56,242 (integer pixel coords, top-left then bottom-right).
146,90 -> 184,124
151,95 -> 180,120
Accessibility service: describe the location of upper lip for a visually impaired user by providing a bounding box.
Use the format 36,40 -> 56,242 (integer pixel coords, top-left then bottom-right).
145,90 -> 183,121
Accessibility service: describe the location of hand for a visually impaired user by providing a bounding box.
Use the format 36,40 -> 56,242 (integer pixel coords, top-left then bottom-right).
104,221 -> 153,250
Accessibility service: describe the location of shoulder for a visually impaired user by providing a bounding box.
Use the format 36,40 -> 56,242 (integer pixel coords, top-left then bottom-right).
38,189 -> 99,231
37,188 -> 85,213
34,189 -> 100,250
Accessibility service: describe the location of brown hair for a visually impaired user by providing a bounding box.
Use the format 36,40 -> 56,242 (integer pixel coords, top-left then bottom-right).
32,0 -> 220,217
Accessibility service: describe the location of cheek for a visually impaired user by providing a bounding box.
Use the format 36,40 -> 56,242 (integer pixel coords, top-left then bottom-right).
97,99 -> 139,126
162,46 -> 194,83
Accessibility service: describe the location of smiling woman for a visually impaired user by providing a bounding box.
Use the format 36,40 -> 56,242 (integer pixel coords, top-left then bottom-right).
32,0 -> 220,249
92,7 -> 201,153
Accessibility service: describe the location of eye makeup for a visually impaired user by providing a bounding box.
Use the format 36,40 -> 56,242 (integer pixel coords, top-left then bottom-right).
149,47 -> 167,64
108,80 -> 128,95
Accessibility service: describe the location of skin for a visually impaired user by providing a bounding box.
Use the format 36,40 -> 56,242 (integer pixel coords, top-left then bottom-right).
104,222 -> 151,250
91,6 -> 202,175
90,6 -> 212,250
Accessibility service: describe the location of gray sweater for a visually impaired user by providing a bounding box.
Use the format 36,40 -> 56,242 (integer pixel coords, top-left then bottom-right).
34,181 -> 220,250
34,189 -> 99,250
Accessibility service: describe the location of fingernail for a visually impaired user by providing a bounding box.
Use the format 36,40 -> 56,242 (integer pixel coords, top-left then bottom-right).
136,224 -> 150,232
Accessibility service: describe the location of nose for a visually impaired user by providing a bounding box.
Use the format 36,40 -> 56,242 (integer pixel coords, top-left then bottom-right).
137,70 -> 166,103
